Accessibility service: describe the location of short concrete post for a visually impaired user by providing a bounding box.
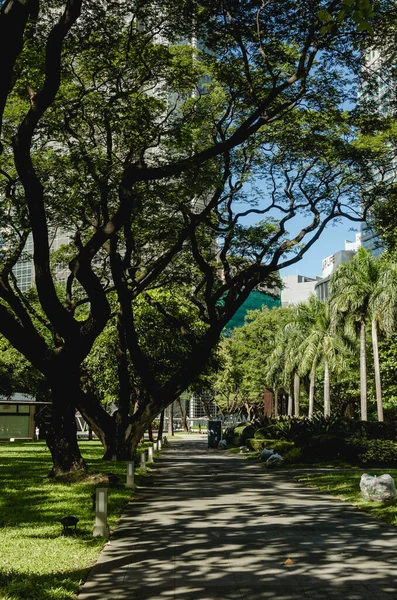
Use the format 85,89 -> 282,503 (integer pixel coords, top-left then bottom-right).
148,446 -> 153,462
158,439 -> 162,451
126,461 -> 135,489
163,436 -> 167,446
140,451 -> 146,472
93,487 -> 110,538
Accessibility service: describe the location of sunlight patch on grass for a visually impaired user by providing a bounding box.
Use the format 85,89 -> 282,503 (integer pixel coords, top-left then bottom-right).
0,441 -> 148,599
296,469 -> 397,527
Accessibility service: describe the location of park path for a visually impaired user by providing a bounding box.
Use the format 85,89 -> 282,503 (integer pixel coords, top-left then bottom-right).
77,435 -> 397,600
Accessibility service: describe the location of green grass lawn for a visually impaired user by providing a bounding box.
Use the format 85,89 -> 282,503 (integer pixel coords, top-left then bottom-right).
0,441 -> 147,600
295,469 -> 397,527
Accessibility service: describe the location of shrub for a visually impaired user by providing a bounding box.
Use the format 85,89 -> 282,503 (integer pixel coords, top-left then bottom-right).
350,421 -> 397,441
283,447 -> 305,464
247,438 -> 267,451
233,423 -> 256,445
344,438 -> 397,466
247,438 -> 294,454
301,434 -> 342,461
254,428 -> 268,439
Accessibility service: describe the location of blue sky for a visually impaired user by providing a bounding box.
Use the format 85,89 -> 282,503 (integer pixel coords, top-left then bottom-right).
280,217 -> 360,279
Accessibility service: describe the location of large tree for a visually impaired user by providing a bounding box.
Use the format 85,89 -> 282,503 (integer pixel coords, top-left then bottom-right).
0,0 -> 393,473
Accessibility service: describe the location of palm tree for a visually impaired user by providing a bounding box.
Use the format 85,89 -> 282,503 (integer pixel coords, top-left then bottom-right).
294,297 -> 321,418
267,306 -> 306,417
369,259 -> 397,421
298,297 -> 350,418
330,247 -> 385,421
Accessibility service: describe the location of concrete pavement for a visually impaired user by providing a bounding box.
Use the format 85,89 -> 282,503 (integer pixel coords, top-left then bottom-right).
77,435 -> 397,599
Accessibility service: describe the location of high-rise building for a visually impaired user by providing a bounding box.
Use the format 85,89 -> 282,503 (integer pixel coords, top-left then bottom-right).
315,235 -> 361,301
357,47 -> 396,256
281,275 -> 320,307
12,229 -> 72,292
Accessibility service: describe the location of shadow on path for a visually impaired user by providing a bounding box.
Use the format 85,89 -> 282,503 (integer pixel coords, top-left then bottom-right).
78,436 -> 397,599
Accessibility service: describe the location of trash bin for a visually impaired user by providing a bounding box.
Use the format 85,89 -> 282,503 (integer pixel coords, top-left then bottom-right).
208,420 -> 222,448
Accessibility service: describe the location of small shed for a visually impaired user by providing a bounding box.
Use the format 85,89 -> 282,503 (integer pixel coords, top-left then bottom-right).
0,394 -> 51,440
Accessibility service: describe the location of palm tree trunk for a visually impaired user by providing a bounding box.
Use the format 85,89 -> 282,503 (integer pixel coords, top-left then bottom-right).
287,391 -> 293,416
324,359 -> 330,418
308,369 -> 315,419
371,318 -> 384,422
360,318 -> 367,421
294,372 -> 300,416
274,390 -> 279,418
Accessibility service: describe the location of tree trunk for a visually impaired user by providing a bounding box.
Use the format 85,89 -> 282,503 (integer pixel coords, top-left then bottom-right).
294,372 -> 300,416
177,397 -> 189,431
148,423 -> 154,442
323,359 -> 330,418
201,395 -> 211,418
360,318 -> 367,421
168,403 -> 174,437
45,376 -> 87,476
308,369 -> 315,419
274,390 -> 279,418
372,318 -> 384,422
287,391 -> 293,417
157,409 -> 165,441
77,377 -> 116,459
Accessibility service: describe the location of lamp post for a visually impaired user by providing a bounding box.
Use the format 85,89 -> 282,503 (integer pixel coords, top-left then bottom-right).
93,487 -> 110,538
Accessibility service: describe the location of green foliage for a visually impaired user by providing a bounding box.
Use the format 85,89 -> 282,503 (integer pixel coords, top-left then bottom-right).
318,0 -> 375,35
1,0 -> 396,472
345,437 -> 397,465
302,434 -> 344,461
283,446 -> 305,464
0,335 -> 48,399
85,287 -> 215,408
247,437 -> 294,454
223,423 -> 255,447
254,414 -> 347,445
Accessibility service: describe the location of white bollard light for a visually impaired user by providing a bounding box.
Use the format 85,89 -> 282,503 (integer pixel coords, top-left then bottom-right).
126,461 -> 135,489
93,487 -> 110,538
148,446 -> 153,462
140,451 -> 146,472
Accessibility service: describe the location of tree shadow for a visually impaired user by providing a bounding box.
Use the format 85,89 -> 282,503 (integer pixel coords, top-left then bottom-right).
76,437 -> 397,599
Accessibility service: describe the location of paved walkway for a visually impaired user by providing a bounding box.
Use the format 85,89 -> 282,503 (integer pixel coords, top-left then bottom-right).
78,436 -> 397,599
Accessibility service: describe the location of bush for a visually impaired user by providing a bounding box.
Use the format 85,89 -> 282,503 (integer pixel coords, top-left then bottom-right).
247,438 -> 294,454
254,428 -> 268,439
283,447 -> 305,464
301,434 -> 342,461
344,438 -> 397,466
349,421 -> 397,441
233,423 -> 256,445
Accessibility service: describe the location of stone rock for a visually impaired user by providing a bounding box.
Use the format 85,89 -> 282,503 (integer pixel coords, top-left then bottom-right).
266,453 -> 283,467
360,473 -> 397,502
260,448 -> 274,461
